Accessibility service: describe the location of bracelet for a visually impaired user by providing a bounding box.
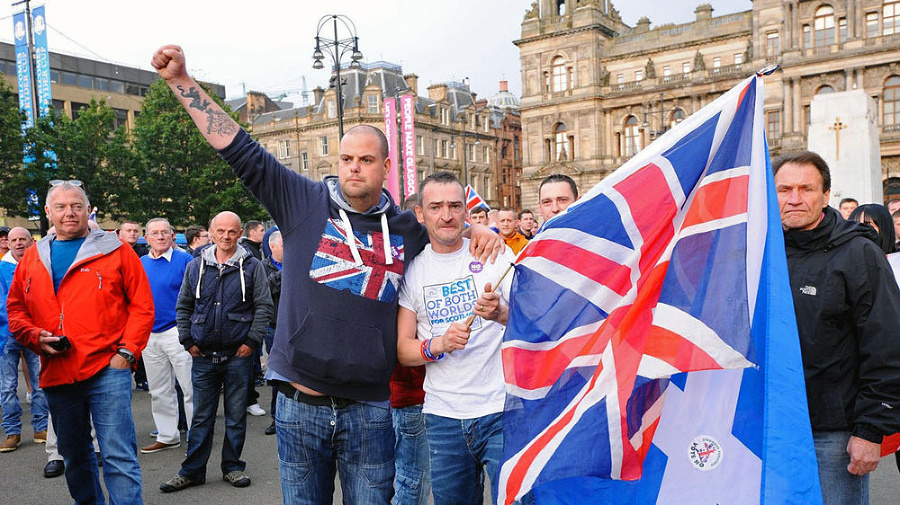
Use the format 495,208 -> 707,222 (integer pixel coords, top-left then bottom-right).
420,339 -> 444,362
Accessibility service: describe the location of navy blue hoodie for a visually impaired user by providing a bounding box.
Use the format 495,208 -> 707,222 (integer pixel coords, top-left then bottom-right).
219,129 -> 428,401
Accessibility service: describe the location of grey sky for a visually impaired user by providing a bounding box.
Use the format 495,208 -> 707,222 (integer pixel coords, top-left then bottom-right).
1,0 -> 750,103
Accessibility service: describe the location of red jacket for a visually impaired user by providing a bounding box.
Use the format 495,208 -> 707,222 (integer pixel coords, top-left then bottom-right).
7,230 -> 154,388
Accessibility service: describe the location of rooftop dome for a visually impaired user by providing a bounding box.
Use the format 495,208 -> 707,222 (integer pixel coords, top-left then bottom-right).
488,80 -> 520,110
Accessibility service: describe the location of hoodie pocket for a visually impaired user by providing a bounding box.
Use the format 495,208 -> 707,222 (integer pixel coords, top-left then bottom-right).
288,312 -> 387,385
224,311 -> 253,341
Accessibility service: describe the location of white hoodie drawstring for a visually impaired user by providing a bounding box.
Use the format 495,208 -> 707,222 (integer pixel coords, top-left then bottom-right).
239,256 -> 246,302
339,209 -> 364,267
195,261 -> 204,299
381,213 -> 393,265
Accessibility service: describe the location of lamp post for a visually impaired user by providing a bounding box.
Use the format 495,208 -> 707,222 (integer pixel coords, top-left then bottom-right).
312,15 -> 363,139
641,93 -> 682,140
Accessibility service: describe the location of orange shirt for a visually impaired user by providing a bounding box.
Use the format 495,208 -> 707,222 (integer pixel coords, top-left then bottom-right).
503,232 -> 529,255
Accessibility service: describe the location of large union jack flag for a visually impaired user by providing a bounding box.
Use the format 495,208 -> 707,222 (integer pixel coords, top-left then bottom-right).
499,75 -> 821,504
309,219 -> 405,302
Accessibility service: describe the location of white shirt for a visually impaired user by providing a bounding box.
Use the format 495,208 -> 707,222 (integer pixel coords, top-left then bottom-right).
398,238 -> 514,419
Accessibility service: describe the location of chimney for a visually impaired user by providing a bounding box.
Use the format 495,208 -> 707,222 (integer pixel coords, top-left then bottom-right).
312,86 -> 325,105
499,80 -> 508,92
427,83 -> 448,103
695,4 -> 713,21
404,73 -> 419,96
636,16 -> 651,32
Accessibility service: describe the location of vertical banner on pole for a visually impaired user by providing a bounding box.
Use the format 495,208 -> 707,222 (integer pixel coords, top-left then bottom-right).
32,6 -> 52,118
400,94 -> 418,200
383,97 -> 401,203
12,10 -> 34,128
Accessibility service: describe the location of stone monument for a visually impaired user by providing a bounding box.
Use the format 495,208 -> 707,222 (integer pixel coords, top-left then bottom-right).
808,90 -> 882,207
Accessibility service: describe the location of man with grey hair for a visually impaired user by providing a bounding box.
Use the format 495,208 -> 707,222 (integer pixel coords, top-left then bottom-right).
7,181 -> 154,504
261,230 -> 283,435
140,217 -> 195,454
161,211 -> 273,492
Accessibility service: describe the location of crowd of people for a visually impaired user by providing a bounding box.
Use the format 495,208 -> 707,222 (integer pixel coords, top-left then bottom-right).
1,43 -> 900,505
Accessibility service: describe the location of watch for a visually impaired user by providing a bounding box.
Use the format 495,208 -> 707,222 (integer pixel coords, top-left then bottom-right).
116,348 -> 136,365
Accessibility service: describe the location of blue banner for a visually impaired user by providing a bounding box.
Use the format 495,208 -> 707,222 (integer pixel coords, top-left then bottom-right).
32,5 -> 52,118
12,10 -> 34,128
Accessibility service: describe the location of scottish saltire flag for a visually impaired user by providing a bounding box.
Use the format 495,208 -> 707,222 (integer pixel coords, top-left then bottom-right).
466,185 -> 490,213
499,74 -> 822,504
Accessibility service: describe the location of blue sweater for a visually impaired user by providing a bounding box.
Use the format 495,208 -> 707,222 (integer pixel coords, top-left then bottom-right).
220,129 -> 428,401
141,248 -> 192,333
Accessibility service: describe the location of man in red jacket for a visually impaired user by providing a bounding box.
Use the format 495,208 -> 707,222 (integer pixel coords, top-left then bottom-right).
7,181 -> 154,505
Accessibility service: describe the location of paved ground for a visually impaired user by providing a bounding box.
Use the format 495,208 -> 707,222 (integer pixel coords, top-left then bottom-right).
0,369 -> 898,504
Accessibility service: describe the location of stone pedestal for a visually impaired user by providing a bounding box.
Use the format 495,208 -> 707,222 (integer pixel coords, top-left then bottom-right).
808,90 -> 882,206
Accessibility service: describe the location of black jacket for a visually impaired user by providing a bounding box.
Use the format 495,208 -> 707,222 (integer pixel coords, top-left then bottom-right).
784,206 -> 900,442
262,256 -> 282,326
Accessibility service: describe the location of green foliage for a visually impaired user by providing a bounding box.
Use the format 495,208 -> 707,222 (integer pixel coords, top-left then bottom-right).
0,78 -> 269,229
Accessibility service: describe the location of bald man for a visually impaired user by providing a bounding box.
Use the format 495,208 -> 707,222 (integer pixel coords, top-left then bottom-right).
161,211 -> 273,492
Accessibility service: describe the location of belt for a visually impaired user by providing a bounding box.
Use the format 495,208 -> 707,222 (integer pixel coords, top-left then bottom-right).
273,380 -> 356,409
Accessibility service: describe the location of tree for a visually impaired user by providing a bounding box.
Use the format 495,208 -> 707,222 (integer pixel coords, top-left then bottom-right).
130,79 -> 268,228
0,78 -> 31,218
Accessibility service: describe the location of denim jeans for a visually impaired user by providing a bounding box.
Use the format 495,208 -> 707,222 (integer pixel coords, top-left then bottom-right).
1,337 -> 48,435
425,412 -> 503,505
44,365 -> 142,505
180,354 -> 251,481
275,392 -> 394,505
814,431 -> 869,505
392,405 -> 430,505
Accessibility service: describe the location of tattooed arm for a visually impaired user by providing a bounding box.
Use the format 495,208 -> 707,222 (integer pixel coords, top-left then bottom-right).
151,45 -> 238,150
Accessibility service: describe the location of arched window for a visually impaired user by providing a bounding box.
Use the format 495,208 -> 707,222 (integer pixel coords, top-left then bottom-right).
669,108 -> 686,129
814,6 -> 836,46
624,116 -> 642,157
884,76 -> 900,125
816,85 -> 835,95
552,57 -> 568,92
554,123 -> 568,161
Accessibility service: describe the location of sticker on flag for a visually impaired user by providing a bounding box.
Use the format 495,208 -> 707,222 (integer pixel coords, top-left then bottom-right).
499,73 -> 822,504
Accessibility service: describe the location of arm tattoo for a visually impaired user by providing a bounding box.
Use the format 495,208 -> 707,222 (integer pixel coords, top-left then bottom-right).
177,85 -> 238,137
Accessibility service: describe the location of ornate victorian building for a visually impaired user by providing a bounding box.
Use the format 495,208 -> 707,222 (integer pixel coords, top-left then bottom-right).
517,0 -> 900,208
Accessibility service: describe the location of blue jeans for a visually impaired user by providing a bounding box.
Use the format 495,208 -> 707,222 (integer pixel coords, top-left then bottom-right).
814,431 -> 869,505
425,412 -> 503,505
44,366 -> 142,505
393,405 -> 430,505
180,354 -> 252,481
1,338 -> 48,435
275,392 -> 394,504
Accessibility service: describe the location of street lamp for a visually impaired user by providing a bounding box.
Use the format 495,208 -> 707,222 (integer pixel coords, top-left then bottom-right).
641,93 -> 683,140
312,14 -> 363,139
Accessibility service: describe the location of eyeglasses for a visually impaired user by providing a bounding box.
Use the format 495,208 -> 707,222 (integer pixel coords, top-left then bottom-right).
49,179 -> 83,187
147,230 -> 172,237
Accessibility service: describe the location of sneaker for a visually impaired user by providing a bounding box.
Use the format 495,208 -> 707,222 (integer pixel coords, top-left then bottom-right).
43,459 -> 65,478
223,470 -> 251,488
135,381 -> 149,391
149,429 -> 159,437
141,441 -> 181,454
33,430 -> 47,444
264,421 -> 276,436
26,392 -> 32,404
160,474 -> 203,493
246,403 -> 265,416
0,434 -> 20,453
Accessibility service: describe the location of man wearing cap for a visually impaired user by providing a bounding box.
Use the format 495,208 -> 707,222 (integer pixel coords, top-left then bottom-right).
0,227 -> 9,257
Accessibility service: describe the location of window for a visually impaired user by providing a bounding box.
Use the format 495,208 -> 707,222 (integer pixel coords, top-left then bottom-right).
327,100 -> 336,118
839,17 -> 847,41
95,78 -> 109,91
112,108 -> 128,131
766,32 -> 780,56
814,6 -> 836,46
886,1 -> 900,35
277,140 -> 291,159
816,85 -> 835,95
683,62 -> 691,74
552,56 -> 567,92
635,69 -> 643,82
617,73 -> 624,85
663,65 -> 671,82
301,152 -> 309,171
483,176 -> 491,199
467,142 -> 476,161
483,117 -> 491,132
319,136 -> 328,155
803,24 -> 811,47
440,139 -> 449,158
543,72 -> 551,94
417,135 -> 424,155
79,75 -> 93,89
868,12 -> 880,37
624,116 -> 642,157
110,80 -> 125,94
884,76 -> 900,125
61,72 -> 77,86
554,123 -> 568,161
440,107 -> 449,125
556,0 -> 566,16
367,95 -> 378,114
713,57 -> 721,69
670,108 -> 686,129
766,110 -> 782,140
734,53 -> 743,65
483,145 -> 490,163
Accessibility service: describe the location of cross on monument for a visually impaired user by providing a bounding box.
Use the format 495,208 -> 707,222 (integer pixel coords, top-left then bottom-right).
829,117 -> 847,160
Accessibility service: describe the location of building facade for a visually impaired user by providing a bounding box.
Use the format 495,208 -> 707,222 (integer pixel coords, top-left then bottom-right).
517,0 -> 900,210
250,61 -> 523,209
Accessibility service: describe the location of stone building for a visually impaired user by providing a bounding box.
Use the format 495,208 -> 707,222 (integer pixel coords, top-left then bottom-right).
250,61 -> 522,209
516,0 -> 900,210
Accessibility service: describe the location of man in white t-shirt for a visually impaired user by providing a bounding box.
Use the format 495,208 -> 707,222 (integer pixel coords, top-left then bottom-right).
398,171 -> 514,505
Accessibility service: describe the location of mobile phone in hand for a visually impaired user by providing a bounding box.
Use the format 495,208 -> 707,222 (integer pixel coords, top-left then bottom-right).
48,335 -> 72,352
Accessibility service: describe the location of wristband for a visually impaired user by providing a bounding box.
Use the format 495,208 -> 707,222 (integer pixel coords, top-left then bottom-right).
420,339 -> 444,362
